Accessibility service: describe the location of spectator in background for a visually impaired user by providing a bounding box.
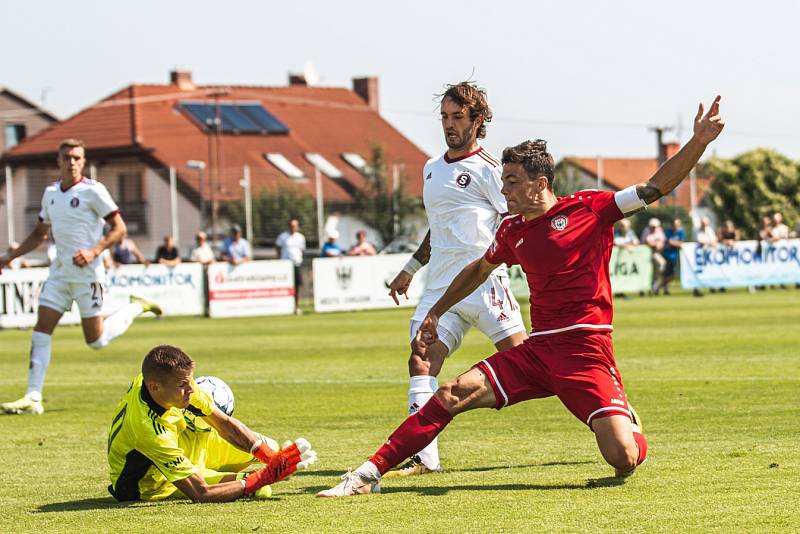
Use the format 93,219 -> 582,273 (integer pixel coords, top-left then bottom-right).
220,224 -> 252,266
770,212 -> 789,242
641,218 -> 666,295
613,218 -> 639,249
5,242 -> 31,269
758,215 -> 773,243
694,217 -> 718,248
664,218 -> 692,296
190,231 -> 215,265
718,220 -> 739,249
348,230 -> 377,256
694,217 -> 720,295
321,230 -> 343,257
113,236 -> 148,266
155,235 -> 181,266
276,219 -> 306,314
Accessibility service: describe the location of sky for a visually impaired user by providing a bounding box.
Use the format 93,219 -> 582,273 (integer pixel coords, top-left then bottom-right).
2,0 -> 798,163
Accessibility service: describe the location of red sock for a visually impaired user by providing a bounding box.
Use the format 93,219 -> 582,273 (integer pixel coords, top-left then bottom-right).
633,431 -> 648,466
370,396 -> 453,474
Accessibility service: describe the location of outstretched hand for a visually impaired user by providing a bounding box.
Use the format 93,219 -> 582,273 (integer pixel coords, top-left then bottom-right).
693,95 -> 725,145
244,438 -> 317,495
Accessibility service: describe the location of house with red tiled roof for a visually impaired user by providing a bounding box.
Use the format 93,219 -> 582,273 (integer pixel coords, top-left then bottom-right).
0,86 -> 58,154
1,70 -> 429,254
556,142 -> 714,219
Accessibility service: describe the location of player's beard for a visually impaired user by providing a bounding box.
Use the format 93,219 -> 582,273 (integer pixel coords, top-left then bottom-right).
444,124 -> 475,150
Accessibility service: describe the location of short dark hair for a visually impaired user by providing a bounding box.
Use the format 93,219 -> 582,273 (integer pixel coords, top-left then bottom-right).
58,138 -> 85,153
439,81 -> 492,139
142,345 -> 194,381
501,139 -> 556,190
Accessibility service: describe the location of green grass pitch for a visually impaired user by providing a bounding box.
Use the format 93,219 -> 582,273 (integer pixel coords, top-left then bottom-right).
1,289 -> 798,532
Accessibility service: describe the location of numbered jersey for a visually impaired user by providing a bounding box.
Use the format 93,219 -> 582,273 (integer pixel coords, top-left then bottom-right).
423,147 -> 508,290
107,373 -> 216,501
39,177 -> 119,283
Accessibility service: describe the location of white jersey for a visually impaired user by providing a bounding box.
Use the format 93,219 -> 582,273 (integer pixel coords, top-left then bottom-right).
423,147 -> 507,290
39,177 -> 119,283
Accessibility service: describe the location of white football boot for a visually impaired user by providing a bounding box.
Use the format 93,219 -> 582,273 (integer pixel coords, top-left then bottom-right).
2,395 -> 45,415
316,470 -> 381,498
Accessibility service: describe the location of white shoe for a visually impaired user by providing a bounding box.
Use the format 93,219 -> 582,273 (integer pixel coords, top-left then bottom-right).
2,395 -> 44,415
316,470 -> 380,498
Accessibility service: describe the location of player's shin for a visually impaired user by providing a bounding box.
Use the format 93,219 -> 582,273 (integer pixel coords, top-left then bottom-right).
89,302 -> 143,349
408,375 -> 442,470
26,331 -> 52,401
370,396 -> 453,475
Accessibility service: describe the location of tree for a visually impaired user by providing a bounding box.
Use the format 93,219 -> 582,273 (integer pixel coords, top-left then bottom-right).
353,144 -> 422,246
703,149 -> 800,238
221,186 -> 319,246
553,163 -> 588,197
629,204 -> 693,240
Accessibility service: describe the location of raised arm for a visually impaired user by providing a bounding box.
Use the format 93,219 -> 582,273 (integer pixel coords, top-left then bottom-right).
0,221 -> 50,273
635,96 -> 725,205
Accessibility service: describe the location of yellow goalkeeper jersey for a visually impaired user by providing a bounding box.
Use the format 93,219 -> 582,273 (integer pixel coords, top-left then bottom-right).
107,373 -> 216,501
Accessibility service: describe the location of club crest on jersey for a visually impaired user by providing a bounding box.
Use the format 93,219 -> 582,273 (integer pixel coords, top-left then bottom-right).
455,173 -> 472,188
425,172 -> 432,180
70,197 -> 80,208
550,215 -> 568,231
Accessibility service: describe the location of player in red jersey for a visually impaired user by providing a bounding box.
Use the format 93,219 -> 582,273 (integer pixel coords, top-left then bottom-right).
317,96 -> 724,497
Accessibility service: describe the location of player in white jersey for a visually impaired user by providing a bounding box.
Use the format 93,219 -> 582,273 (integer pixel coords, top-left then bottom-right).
0,139 -> 160,415
386,82 -> 527,475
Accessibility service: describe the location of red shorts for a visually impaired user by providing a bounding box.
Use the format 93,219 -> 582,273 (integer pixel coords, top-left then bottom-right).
475,330 -> 631,428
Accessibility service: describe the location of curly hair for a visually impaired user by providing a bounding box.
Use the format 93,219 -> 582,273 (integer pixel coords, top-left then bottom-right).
439,81 -> 492,139
142,345 -> 194,381
501,139 -> 556,190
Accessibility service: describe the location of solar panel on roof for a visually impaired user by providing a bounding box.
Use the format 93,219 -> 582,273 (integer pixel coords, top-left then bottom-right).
178,101 -> 289,135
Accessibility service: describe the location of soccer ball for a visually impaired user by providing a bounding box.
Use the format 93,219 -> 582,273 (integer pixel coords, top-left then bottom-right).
196,375 -> 235,416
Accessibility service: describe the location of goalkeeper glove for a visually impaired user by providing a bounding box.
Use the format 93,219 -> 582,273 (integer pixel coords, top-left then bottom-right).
243,438 -> 317,495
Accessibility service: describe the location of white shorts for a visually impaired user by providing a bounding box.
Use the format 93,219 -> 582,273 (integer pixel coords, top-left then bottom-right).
38,278 -> 105,318
410,274 -> 525,354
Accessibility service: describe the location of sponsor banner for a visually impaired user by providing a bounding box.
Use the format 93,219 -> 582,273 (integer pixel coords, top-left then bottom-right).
105,263 -> 205,316
313,254 -> 428,313
507,245 -> 654,300
609,245 -> 654,293
680,239 -> 800,288
0,268 -> 80,328
208,260 -> 295,317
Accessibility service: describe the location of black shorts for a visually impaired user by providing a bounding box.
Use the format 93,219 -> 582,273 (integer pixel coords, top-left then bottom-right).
294,265 -> 303,287
664,257 -> 678,278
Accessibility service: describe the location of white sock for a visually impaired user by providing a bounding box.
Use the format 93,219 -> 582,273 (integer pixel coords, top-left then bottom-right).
408,375 -> 441,470
89,302 -> 143,350
355,460 -> 381,481
25,331 -> 52,401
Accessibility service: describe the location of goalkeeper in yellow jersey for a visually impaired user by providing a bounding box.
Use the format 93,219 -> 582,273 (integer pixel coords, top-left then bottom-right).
107,344 -> 317,502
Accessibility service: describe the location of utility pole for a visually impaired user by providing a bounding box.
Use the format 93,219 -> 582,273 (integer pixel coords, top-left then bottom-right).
5,166 -> 14,244
207,88 -> 230,245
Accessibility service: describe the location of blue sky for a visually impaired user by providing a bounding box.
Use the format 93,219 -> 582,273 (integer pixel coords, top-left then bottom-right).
2,0 -> 796,162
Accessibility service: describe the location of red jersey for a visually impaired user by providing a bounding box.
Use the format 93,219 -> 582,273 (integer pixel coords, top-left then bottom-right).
485,190 -> 625,335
